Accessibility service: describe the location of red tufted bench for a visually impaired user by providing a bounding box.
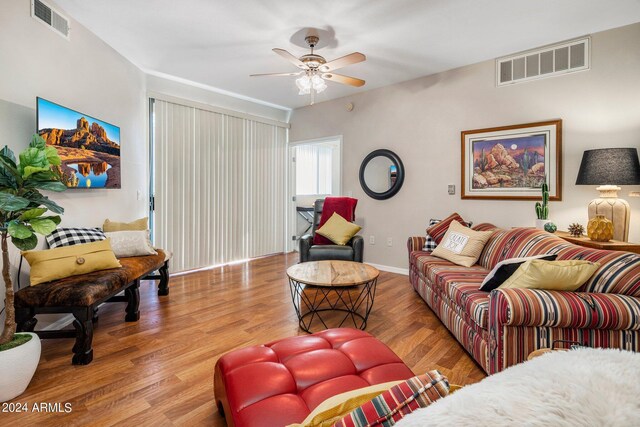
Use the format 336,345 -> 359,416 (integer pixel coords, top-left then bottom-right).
214,328 -> 415,427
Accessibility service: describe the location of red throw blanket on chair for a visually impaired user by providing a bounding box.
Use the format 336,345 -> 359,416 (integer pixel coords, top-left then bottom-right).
313,197 -> 358,245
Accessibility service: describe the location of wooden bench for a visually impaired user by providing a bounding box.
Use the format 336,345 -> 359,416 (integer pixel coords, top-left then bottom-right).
14,250 -> 169,365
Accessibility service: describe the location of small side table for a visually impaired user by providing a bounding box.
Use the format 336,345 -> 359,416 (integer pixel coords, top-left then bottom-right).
554,231 -> 640,254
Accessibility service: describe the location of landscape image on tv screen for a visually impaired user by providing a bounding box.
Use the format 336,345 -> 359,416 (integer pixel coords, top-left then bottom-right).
37,97 -> 121,188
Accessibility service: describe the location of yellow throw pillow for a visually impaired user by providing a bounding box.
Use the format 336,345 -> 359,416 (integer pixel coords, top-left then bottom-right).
287,380 -> 402,427
103,217 -> 148,232
431,220 -> 494,267
22,240 -> 121,285
315,212 -> 362,246
499,259 -> 600,291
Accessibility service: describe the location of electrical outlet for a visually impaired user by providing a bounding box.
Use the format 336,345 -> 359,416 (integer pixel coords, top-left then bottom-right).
369,235 -> 375,245
387,237 -> 392,247
448,184 -> 455,195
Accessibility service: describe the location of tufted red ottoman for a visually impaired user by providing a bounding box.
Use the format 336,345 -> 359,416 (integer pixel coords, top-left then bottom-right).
214,328 -> 415,427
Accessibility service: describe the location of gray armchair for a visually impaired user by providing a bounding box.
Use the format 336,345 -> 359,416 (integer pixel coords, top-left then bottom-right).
299,199 -> 364,263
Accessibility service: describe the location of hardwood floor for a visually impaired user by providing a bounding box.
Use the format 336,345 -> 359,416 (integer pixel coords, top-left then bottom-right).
4,253 -> 485,426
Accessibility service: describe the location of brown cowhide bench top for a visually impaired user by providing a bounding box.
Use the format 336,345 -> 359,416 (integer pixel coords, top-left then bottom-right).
15,249 -> 169,365
15,249 -> 166,308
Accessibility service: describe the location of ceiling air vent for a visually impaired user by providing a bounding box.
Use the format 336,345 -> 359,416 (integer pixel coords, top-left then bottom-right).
31,0 -> 70,39
497,37 -> 589,86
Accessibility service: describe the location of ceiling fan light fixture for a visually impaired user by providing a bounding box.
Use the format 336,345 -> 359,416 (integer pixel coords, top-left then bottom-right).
295,75 -> 311,91
311,74 -> 327,93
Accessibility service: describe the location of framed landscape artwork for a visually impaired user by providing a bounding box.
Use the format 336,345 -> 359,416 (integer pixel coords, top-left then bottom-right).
461,120 -> 562,200
37,97 -> 121,189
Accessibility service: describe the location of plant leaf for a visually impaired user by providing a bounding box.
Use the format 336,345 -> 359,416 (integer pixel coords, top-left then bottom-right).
0,146 -> 17,166
32,196 -> 64,214
29,134 -> 46,150
0,192 -> 31,212
22,165 -> 51,179
29,218 -> 57,235
40,215 -> 61,225
8,222 -> 33,239
11,234 -> 38,251
0,155 -> 21,186
30,180 -> 67,192
44,146 -> 61,166
18,208 -> 47,221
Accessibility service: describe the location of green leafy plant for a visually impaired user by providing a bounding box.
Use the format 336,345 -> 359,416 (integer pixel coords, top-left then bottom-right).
535,177 -> 549,220
0,135 -> 66,346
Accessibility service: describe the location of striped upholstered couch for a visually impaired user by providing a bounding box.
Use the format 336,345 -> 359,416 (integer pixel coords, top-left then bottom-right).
408,225 -> 640,374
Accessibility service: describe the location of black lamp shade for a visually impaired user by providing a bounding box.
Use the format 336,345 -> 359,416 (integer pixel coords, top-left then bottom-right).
575,148 -> 640,185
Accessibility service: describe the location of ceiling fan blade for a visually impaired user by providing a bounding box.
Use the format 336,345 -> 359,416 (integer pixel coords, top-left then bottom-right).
272,48 -> 308,70
319,52 -> 366,72
250,72 -> 302,77
322,73 -> 366,87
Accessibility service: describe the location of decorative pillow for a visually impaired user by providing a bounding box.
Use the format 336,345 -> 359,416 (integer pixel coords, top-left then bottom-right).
422,219 -> 440,251
286,381 -> 403,427
425,212 -> 471,244
46,227 -> 106,249
480,254 -> 558,292
499,259 -> 600,291
313,197 -> 358,245
22,240 -> 121,286
315,212 -> 362,246
423,218 -> 474,251
104,230 -> 157,258
103,217 -> 148,232
431,221 -> 494,267
332,371 -> 450,427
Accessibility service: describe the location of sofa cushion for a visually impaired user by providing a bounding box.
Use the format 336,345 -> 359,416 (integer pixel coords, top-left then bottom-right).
556,246 -> 640,297
308,245 -> 354,261
477,227 -> 570,270
435,270 -> 490,331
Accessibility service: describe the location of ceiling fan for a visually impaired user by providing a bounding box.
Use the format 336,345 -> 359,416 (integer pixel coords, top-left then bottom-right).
251,35 -> 366,103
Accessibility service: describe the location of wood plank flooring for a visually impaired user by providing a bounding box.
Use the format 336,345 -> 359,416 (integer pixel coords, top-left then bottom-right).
3,253 -> 485,426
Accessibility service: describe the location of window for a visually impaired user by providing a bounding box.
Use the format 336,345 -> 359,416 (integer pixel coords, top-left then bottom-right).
295,144 -> 333,195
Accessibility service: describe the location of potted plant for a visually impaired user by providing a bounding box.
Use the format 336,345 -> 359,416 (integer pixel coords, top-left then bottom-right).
0,135 -> 66,402
534,177 -> 552,230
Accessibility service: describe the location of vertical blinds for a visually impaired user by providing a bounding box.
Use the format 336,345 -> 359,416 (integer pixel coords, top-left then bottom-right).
295,144 -> 332,195
152,99 -> 287,272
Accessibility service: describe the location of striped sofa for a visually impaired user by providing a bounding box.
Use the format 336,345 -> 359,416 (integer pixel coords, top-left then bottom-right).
408,225 -> 640,374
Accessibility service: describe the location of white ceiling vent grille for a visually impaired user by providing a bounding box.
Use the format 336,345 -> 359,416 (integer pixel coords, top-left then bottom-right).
497,37 -> 589,86
31,0 -> 70,39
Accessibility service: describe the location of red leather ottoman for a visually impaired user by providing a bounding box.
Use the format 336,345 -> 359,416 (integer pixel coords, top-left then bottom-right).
214,328 -> 415,427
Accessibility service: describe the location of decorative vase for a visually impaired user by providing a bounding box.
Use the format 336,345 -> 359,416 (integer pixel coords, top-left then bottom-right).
0,333 -> 41,402
544,222 -> 557,233
587,215 -> 614,242
535,219 -> 552,230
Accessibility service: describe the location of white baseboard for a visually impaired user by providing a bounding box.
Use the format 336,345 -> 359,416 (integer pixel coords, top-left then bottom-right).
367,263 -> 409,276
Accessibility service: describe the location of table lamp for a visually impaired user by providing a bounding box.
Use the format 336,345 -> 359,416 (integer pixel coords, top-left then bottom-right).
575,148 -> 640,241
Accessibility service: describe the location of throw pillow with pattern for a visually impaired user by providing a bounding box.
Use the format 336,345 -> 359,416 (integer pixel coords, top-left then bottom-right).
46,227 -> 106,249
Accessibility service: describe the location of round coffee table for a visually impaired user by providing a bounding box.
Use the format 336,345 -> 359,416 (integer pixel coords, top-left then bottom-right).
286,261 -> 379,333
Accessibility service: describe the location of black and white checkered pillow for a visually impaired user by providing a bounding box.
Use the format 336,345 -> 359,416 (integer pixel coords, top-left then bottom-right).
423,219 -> 440,251
46,227 -> 106,249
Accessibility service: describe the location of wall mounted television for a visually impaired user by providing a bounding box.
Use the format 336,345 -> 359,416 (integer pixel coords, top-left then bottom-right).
36,97 -> 121,189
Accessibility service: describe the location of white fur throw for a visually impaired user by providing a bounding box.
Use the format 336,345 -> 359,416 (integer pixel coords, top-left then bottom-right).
398,348 -> 640,426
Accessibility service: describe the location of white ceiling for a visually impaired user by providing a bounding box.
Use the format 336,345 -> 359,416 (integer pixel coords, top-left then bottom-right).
56,0 -> 640,110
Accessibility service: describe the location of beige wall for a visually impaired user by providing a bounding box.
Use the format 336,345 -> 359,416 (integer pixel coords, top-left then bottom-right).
290,23 -> 640,269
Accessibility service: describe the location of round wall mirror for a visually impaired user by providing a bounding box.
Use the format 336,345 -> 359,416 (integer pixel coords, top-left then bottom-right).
359,149 -> 405,200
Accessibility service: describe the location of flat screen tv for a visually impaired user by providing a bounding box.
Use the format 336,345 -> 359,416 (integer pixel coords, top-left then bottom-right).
36,97 -> 121,189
